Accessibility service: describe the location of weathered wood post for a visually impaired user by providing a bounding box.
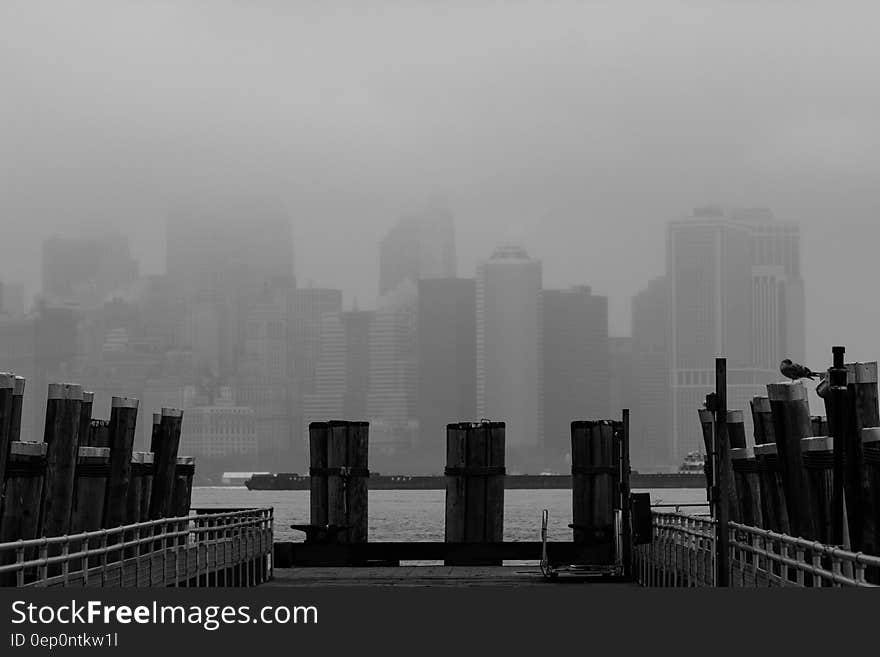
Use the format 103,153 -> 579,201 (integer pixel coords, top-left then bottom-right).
754,442 -> 790,534
725,411 -> 746,523
70,446 -> 111,533
149,412 -> 161,454
751,396 -> 775,445
69,445 -> 111,571
621,409 -> 632,579
570,420 -> 616,564
768,381 -> 816,540
10,376 -> 25,444
861,428 -> 880,566
445,421 -> 505,565
827,347 -> 848,547
811,417 -> 828,437
308,421 -> 329,528
715,357 -> 730,587
149,408 -> 183,520
171,456 -> 196,518
0,442 -> 47,585
731,446 -> 762,528
78,391 -> 94,450
127,452 -> 154,524
345,422 -> 369,544
801,436 -> 835,544
698,408 -> 714,508
39,383 -> 83,539
102,397 -> 139,530
0,374 -> 14,487
845,361 -> 878,553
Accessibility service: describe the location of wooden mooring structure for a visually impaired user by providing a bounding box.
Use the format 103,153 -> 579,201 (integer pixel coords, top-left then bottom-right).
0,373 -> 273,588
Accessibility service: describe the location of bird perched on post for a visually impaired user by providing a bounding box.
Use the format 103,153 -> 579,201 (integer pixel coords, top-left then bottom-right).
780,359 -> 819,381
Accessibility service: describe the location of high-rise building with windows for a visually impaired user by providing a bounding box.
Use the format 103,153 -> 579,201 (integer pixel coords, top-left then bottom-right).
476,246 -> 542,468
667,207 -> 804,464
379,208 -> 456,296
417,278 -> 477,467
542,286 -> 609,461
631,276 -> 672,471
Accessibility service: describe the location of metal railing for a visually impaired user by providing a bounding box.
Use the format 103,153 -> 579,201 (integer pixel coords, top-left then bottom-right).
0,507 -> 274,588
634,511 -> 880,587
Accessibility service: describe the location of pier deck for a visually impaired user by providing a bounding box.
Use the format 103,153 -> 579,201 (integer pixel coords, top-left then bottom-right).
268,566 -> 637,587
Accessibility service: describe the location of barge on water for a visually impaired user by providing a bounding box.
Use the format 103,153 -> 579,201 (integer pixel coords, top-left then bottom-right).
244,471 -> 706,490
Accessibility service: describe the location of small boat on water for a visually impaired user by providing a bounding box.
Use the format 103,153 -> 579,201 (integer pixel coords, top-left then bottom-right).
678,451 -> 706,475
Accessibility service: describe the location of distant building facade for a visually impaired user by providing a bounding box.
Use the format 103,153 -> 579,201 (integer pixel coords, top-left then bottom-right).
379,208 -> 456,296
417,278 -> 477,469
542,286 -> 609,462
667,207 -> 804,464
476,246 -> 542,468
631,276 -> 672,471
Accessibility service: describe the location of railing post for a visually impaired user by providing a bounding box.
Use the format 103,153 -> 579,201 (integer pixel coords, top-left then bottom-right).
715,357 -> 730,587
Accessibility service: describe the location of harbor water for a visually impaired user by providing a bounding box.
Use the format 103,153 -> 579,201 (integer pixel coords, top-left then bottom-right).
192,487 -> 707,543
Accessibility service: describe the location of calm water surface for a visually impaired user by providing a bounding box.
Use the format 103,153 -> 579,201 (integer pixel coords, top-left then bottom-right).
192,487 -> 707,542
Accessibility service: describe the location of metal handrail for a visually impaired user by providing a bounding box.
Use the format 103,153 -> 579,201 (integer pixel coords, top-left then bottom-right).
0,507 -> 274,587
634,511 -> 880,587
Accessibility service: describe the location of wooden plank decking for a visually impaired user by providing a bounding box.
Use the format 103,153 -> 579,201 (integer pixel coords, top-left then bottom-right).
267,566 -> 638,587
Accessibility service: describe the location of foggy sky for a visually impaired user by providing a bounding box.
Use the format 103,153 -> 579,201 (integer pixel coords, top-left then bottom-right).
2,1 -> 880,370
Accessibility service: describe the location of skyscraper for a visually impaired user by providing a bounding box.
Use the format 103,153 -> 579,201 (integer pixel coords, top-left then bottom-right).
476,245 -> 542,469
631,276 -> 672,471
667,207 -> 804,463
417,278 -> 477,468
379,208 -> 456,296
542,286 -> 608,461
41,233 -> 138,309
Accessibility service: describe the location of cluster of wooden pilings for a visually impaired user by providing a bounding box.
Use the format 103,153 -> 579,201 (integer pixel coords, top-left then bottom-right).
302,416 -> 629,567
701,357 -> 880,557
0,374 -> 196,583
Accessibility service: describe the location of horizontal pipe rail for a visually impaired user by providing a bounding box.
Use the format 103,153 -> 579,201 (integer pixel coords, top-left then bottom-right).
634,511 -> 880,588
0,508 -> 274,588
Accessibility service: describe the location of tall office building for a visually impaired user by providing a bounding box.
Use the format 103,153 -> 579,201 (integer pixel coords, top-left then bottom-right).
417,278 -> 477,467
667,207 -> 804,464
41,234 -> 138,310
542,286 -> 609,461
292,288 -> 343,398
368,283 -> 418,455
476,246 -> 542,468
631,276 -> 672,471
166,201 -> 294,377
379,208 -> 456,296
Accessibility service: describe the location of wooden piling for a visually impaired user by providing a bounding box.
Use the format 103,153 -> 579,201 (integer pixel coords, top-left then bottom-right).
149,408 -> 183,520
78,391 -> 94,451
445,421 -> 505,565
714,357 -> 730,587
801,436 -> 835,544
39,383 -> 83,539
811,416 -> 828,437
10,376 -> 25,444
750,396 -> 775,445
308,422 -> 329,528
698,408 -> 714,506
70,446 -> 111,533
69,445 -> 110,572
845,362 -> 878,553
346,422 -> 369,544
0,374 -> 14,488
754,442 -> 790,534
102,397 -> 139,529
768,381 -> 816,540
127,452 -> 154,524
719,411 -> 742,523
149,412 -> 161,454
171,456 -> 196,518
0,442 -> 46,584
731,447 -> 762,528
861,428 -> 880,559
570,420 -> 616,563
